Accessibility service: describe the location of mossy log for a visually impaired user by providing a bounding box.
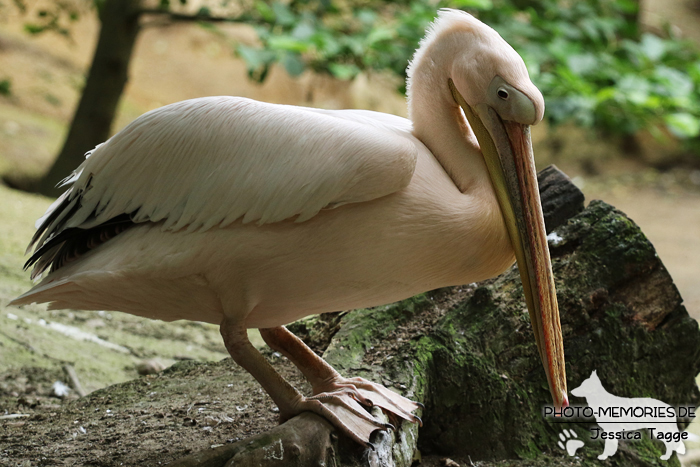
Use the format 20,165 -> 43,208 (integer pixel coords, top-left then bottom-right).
8,166 -> 698,466
170,165 -> 700,466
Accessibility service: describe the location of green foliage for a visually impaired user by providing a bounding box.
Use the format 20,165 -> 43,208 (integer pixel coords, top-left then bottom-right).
237,0 -> 700,144
20,0 -> 81,37
0,79 -> 11,96
235,0 -> 450,92
480,0 -> 700,141
14,0 -> 700,145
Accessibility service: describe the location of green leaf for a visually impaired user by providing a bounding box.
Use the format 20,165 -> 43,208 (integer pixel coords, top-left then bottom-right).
343,36 -> 365,56
366,27 -> 395,46
616,75 -> 651,105
281,52 -> 305,77
654,66 -> 693,99
271,2 -> 295,26
267,36 -> 311,53
291,22 -> 315,41
23,23 -> 45,34
615,0 -> 639,14
566,54 -> 599,76
237,44 -> 276,72
639,33 -> 666,62
254,1 -> 275,22
664,113 -> 700,138
356,9 -> 377,25
312,31 -> 341,57
328,63 -> 360,80
450,0 -> 493,10
0,79 -> 11,97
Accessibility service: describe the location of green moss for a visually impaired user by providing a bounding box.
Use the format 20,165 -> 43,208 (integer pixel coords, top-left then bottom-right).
324,293 -> 431,373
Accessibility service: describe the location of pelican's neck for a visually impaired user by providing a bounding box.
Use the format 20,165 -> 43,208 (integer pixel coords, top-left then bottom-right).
407,42 -> 488,193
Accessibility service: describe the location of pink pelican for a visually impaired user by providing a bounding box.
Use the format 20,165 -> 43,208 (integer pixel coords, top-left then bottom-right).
12,9 -> 568,445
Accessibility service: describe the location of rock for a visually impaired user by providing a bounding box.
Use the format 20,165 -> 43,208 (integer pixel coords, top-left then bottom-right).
137,358 -> 166,375
170,413 -> 336,467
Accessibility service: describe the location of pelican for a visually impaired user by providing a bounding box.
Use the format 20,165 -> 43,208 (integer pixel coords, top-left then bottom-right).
11,9 -> 567,445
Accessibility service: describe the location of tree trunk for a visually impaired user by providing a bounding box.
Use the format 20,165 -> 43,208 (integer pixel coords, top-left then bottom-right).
37,0 -> 141,197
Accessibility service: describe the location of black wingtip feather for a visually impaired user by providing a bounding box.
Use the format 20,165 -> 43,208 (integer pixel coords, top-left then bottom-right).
26,171 -> 135,279
26,189 -> 73,255
26,213 -> 134,278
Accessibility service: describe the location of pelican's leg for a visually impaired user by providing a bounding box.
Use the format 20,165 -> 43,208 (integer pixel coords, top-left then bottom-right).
259,326 -> 422,427
220,317 -> 388,445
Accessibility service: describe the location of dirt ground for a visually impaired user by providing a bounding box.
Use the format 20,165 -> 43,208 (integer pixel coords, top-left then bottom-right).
0,351 -> 311,467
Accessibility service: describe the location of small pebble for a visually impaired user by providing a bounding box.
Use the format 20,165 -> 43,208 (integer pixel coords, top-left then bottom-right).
85,318 -> 106,329
183,417 -> 197,426
137,359 -> 165,375
4,121 -> 20,135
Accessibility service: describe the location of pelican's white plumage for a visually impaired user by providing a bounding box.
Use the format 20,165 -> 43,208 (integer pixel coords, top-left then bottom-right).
14,93 -> 510,326
45,98 -> 418,234
12,9 -> 567,445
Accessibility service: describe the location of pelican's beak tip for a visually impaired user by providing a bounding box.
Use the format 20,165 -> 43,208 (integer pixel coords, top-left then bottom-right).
560,391 -> 569,409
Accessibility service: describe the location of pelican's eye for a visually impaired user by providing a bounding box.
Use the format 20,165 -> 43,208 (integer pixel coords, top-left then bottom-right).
487,76 -> 537,124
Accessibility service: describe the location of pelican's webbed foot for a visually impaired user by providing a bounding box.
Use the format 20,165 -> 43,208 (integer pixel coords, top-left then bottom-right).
312,376 -> 422,428
282,389 -> 393,445
258,326 -> 422,444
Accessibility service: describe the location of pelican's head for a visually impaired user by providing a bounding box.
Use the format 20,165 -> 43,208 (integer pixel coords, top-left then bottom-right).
412,10 -> 568,410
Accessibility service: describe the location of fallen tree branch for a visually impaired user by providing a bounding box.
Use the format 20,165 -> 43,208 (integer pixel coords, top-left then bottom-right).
62,364 -> 87,398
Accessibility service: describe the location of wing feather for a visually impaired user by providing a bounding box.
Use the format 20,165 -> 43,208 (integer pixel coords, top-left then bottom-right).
27,96 -> 418,275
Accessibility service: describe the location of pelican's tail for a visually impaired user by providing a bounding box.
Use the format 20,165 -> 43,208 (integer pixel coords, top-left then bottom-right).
9,277 -> 74,308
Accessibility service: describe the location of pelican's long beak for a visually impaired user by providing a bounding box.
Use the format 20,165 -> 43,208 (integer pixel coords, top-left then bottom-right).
449,80 -> 568,410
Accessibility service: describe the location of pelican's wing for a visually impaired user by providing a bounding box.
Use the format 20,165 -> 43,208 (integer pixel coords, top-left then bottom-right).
26,97 -> 418,276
